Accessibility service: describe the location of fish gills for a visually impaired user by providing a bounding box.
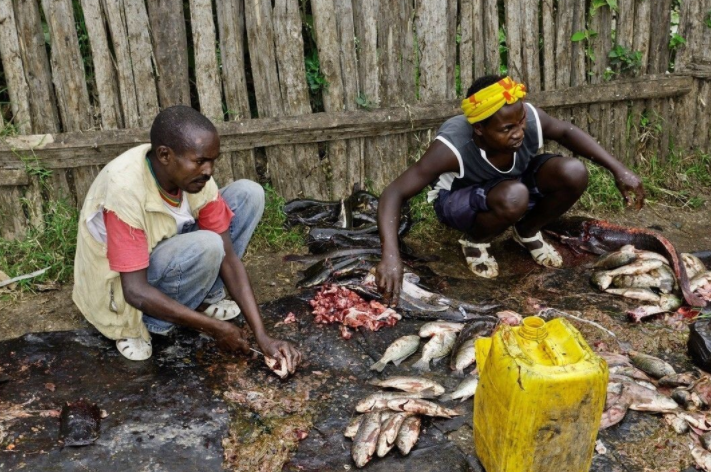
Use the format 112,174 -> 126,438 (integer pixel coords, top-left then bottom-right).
395,416 -> 422,455
352,411 -> 381,468
370,335 -> 420,372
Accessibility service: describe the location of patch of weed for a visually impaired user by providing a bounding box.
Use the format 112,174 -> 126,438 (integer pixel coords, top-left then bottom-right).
250,184 -> 306,253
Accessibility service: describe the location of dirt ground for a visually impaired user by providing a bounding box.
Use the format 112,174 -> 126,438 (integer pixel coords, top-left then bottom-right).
1,203 -> 711,471
1,203 -> 709,343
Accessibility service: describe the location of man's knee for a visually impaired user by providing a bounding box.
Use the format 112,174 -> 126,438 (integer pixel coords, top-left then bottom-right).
222,179 -> 265,215
540,157 -> 589,194
487,182 -> 529,222
195,230 -> 226,266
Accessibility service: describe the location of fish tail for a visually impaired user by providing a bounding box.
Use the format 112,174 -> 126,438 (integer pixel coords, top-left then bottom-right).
454,368 -> 464,376
412,358 -> 430,371
440,393 -> 453,402
370,360 -> 387,372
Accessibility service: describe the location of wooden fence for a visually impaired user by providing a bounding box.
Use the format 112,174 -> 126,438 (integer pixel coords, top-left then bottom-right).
0,0 -> 710,239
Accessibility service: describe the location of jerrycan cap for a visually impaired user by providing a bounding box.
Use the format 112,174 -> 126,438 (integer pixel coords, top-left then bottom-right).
518,316 -> 548,341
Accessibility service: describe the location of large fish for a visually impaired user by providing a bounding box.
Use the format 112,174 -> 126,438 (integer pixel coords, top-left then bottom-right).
368,376 -> 445,396
396,415 -> 421,455
377,412 -> 411,457
370,335 -> 420,372
412,331 -> 457,371
620,380 -> 679,412
352,411 -> 381,468
385,398 -> 461,418
547,218 -> 705,307
356,392 -> 431,413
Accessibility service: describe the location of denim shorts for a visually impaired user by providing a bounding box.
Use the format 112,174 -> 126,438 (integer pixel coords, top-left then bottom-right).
433,153 -> 561,232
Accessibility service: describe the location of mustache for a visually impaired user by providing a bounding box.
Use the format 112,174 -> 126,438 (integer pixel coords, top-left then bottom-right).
194,176 -> 210,183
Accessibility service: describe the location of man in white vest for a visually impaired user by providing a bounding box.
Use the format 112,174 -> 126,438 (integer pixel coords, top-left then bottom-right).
73,105 -> 301,373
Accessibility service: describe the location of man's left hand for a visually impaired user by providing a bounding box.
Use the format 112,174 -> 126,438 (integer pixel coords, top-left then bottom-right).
257,335 -> 302,374
614,168 -> 645,210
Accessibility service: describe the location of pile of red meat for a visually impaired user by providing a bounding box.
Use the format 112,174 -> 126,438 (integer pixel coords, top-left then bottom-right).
309,284 -> 401,339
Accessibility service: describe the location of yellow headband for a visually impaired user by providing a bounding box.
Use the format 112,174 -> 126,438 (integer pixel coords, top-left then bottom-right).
461,77 -> 527,124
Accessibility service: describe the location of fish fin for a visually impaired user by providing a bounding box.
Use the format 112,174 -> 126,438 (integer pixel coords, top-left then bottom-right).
412,358 -> 430,371
454,368 -> 464,377
392,358 -> 404,367
370,360 -> 386,372
440,393 -> 453,402
419,387 -> 436,399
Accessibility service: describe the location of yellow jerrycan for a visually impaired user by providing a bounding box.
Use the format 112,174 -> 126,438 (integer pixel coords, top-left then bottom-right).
473,316 -> 608,472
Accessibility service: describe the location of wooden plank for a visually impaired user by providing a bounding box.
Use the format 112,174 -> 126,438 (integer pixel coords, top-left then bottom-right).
0,74 -> 694,171
41,0 -> 93,132
504,0 -> 523,80
216,0 -> 256,182
446,0 -> 457,98
569,0 -> 587,136
0,186 -> 27,239
460,0 -> 473,90
522,0 -> 540,91
71,165 -> 101,211
482,0 -> 499,75
616,0 -> 634,49
123,0 -> 159,127
471,0 -> 485,81
358,0 -> 379,106
0,0 -> 32,134
541,0 -> 555,90
674,0 -> 701,71
693,80 -> 711,151
13,0 -> 60,133
79,0 -> 122,129
0,169 -> 28,186
273,0 -> 326,198
611,0 -> 634,164
189,0 -> 233,186
335,0 -> 363,193
629,0 -> 652,163
399,0 -> 416,102
146,0 -> 190,108
415,0 -> 448,101
649,0 -> 671,75
554,0 -> 572,88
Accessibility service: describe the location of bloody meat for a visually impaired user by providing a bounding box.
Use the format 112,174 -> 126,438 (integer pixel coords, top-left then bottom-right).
309,285 -> 401,338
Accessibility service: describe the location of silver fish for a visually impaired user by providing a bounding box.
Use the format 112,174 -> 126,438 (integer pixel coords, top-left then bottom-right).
633,249 -> 670,265
395,415 -> 421,455
368,376 -> 445,396
609,365 -> 652,382
376,412 -> 410,457
344,415 -> 364,438
658,372 -> 697,388
412,331 -> 457,371
352,411 -> 381,468
620,380 -> 679,413
606,258 -> 664,276
683,253 -> 707,280
370,335 -> 420,372
612,267 -> 675,293
385,398 -> 461,418
356,392 -> 431,413
591,271 -> 614,291
594,249 -> 638,270
418,321 -> 465,338
451,338 -> 477,375
440,374 -> 479,402
629,351 -> 676,379
605,287 -> 660,303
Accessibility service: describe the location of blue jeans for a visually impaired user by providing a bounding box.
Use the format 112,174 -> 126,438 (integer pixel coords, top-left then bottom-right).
142,180 -> 265,335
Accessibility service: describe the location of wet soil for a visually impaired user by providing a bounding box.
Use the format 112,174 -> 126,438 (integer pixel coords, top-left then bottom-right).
1,204 -> 711,471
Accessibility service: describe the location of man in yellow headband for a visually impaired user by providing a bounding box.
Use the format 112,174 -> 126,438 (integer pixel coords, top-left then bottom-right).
374,75 -> 644,301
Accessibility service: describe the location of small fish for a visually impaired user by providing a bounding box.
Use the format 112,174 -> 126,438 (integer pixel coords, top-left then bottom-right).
691,443 -> 711,472
664,413 -> 689,434
606,258 -> 664,276
395,415 -> 421,455
451,338 -> 477,375
633,249 -> 670,265
683,253 -> 707,280
612,268 -> 675,293
594,249 -> 637,270
344,415 -> 364,438
620,380 -> 679,413
352,411 -> 381,468
418,321 -> 465,338
376,412 -> 410,457
449,319 -> 496,373
605,287 -> 660,303
609,365 -> 652,382
385,398 -> 461,418
672,389 -> 704,411
629,351 -> 676,379
440,375 -> 479,402
368,376 -> 445,396
691,272 -> 711,293
658,372 -> 697,388
370,335 -> 420,372
412,331 -> 457,371
356,392 -> 431,413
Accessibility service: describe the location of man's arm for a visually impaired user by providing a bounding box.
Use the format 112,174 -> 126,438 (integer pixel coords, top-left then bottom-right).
535,105 -> 645,209
120,270 -> 251,353
376,140 -> 460,305
216,231 -> 302,373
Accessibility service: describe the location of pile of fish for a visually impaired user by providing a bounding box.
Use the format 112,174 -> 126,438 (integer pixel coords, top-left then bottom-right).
598,349 -> 711,471
590,244 -> 711,321
345,379 -> 461,468
309,284 -> 400,339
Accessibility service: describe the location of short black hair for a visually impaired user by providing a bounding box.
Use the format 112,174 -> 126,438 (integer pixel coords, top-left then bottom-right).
150,105 -> 217,154
465,74 -> 507,99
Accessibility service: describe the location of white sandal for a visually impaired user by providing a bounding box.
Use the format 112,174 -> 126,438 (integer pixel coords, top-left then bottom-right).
459,239 -> 499,278
512,227 -> 563,268
116,337 -> 152,361
203,299 -> 241,321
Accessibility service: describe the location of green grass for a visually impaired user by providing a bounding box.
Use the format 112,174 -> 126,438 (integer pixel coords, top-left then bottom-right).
0,199 -> 78,290
249,184 -> 307,253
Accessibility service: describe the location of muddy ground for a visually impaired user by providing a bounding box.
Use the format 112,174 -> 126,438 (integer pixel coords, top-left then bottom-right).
1,203 -> 711,471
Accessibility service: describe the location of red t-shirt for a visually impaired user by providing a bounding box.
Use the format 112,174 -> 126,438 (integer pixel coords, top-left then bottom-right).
105,196 -> 234,272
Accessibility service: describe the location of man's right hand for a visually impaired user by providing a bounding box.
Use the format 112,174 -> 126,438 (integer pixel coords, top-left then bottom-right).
375,256 -> 404,307
212,322 -> 251,354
